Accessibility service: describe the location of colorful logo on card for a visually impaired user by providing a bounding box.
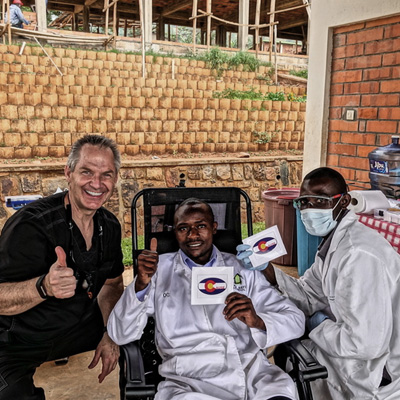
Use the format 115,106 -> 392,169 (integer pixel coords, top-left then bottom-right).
253,237 -> 277,254
198,278 -> 227,295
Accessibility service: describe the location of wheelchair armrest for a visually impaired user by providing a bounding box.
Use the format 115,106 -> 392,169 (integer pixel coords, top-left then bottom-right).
120,341 -> 156,399
278,339 -> 328,382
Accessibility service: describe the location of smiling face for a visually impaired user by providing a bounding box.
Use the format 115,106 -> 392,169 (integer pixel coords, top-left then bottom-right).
65,144 -> 118,215
174,203 -> 217,265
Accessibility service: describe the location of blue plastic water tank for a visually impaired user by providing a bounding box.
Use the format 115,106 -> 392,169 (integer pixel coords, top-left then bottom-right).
296,209 -> 322,276
369,136 -> 400,199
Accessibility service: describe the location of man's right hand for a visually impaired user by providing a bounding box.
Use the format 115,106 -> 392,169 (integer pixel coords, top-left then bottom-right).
44,246 -> 77,298
135,238 -> 158,292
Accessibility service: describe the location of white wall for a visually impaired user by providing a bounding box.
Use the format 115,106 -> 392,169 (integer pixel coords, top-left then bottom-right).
303,0 -> 400,176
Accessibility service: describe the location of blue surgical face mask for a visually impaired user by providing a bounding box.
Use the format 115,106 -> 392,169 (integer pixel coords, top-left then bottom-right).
300,200 -> 342,237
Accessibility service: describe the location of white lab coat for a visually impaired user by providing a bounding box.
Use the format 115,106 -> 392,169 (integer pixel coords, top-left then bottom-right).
275,211 -> 400,400
108,248 -> 305,400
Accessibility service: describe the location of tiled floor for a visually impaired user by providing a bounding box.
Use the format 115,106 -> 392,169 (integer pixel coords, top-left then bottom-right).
34,265 -> 300,399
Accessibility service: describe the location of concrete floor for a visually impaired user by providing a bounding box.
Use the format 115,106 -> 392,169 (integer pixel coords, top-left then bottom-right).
34,265 -> 299,399
35,352 -> 120,400
34,268 -> 135,400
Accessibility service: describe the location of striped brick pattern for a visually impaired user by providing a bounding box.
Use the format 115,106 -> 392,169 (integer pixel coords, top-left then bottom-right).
0,44 -> 306,159
328,14 -> 400,188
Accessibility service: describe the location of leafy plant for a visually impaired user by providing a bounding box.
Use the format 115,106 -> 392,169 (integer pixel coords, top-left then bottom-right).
229,51 -> 261,72
289,69 -> 308,79
252,131 -> 277,144
266,91 -> 286,101
214,87 -> 265,101
256,74 -> 272,83
200,47 -> 229,77
213,88 -> 288,102
287,92 -> 307,102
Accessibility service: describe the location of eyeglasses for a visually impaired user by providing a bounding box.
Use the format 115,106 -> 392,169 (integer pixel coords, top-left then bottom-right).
293,194 -> 344,210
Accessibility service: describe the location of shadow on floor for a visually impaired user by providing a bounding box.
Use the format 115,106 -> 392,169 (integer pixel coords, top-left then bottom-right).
35,351 -> 120,400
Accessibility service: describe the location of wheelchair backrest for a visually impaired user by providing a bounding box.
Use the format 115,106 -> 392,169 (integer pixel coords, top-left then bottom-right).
131,187 -> 253,271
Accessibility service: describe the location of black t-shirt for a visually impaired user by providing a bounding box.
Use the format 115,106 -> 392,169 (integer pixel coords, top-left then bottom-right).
0,192 -> 124,343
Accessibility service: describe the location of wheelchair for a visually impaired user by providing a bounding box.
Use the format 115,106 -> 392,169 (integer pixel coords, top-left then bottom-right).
119,185 -> 327,400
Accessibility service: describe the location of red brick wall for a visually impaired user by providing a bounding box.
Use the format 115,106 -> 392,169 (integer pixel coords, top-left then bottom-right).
327,14 -> 400,189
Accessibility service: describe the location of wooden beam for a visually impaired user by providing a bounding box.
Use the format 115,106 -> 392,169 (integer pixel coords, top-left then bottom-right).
278,19 -> 307,30
104,0 -> 109,36
49,0 -> 84,6
7,0 -> 11,44
112,0 -> 117,43
138,0 -> 145,78
192,0 -> 198,53
162,0 -> 192,17
302,0 -> 311,18
103,0 -> 118,12
255,0 -> 261,57
206,0 -> 211,49
267,3 -> 308,15
2,0 -> 6,44
83,5 -> 90,31
269,0 -> 276,62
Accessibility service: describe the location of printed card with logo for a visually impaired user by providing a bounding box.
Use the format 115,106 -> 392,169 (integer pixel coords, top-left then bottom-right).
191,266 -> 234,305
242,225 -> 287,268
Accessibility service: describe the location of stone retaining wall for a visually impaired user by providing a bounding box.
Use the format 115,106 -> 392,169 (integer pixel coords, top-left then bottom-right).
0,156 -> 303,236
0,43 -> 306,158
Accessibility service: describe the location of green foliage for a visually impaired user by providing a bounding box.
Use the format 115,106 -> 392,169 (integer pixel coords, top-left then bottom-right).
229,51 -> 261,72
287,92 -> 307,102
256,74 -> 272,83
252,131 -> 277,144
242,222 -> 265,239
214,87 -> 265,100
289,69 -> 308,79
169,26 -> 201,44
266,91 -> 286,101
122,236 -> 143,266
195,47 -> 267,77
200,47 -> 229,77
121,238 -> 132,266
213,88 -> 290,102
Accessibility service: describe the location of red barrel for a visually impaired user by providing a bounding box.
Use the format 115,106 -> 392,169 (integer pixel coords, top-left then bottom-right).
262,188 -> 300,266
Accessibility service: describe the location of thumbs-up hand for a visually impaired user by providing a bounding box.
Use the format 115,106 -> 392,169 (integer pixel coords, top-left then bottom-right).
45,246 -> 77,298
136,238 -> 158,292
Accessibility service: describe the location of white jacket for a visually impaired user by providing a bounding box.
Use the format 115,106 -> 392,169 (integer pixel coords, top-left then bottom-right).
108,248 -> 305,400
275,211 -> 400,399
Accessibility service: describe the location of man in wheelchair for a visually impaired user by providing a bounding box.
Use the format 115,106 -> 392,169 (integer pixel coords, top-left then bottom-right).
108,198 -> 305,399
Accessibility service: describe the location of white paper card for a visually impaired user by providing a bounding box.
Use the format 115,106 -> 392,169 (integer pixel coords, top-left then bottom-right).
191,266 -> 234,305
242,225 -> 287,268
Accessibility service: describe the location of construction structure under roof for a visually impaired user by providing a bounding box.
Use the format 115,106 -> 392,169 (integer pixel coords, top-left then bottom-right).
1,0 -> 310,54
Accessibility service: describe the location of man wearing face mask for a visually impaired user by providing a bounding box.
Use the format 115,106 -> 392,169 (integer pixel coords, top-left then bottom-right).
237,167 -> 400,400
